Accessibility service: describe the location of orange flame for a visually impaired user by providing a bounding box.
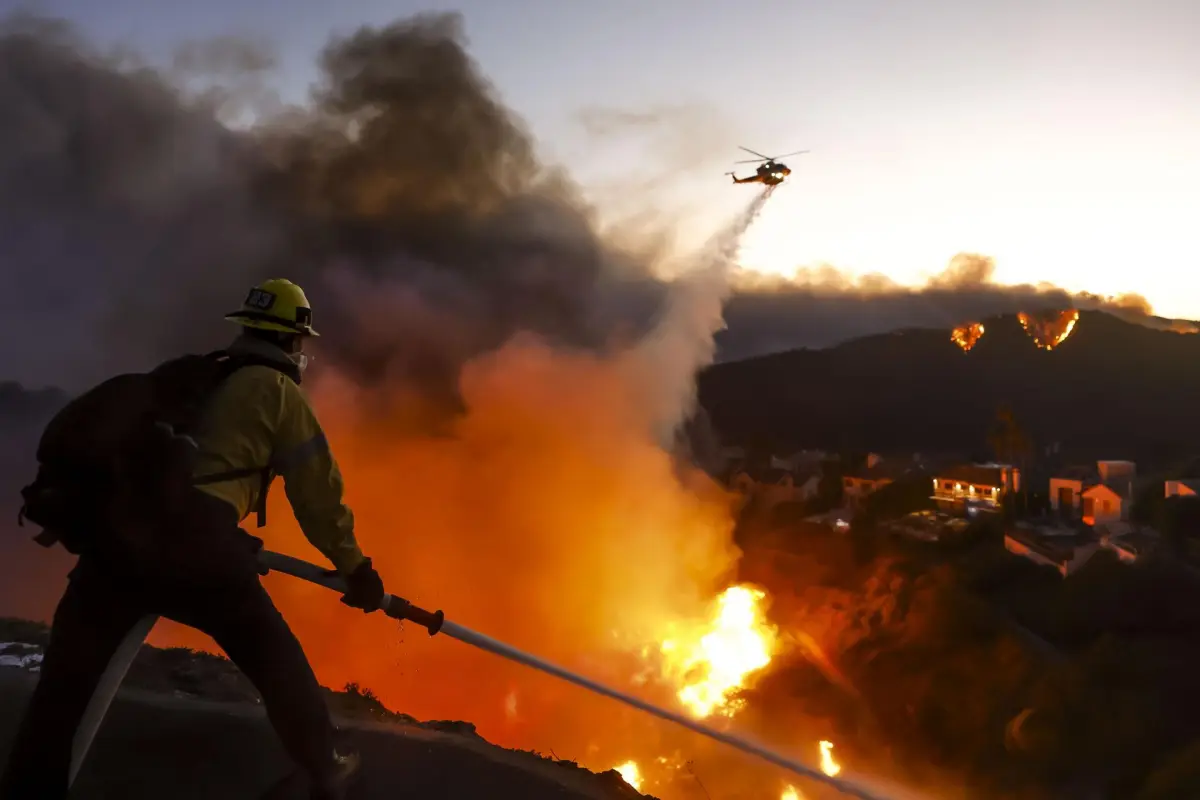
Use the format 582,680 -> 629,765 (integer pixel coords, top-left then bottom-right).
820,740 -> 841,776
950,322 -> 985,352
615,760 -> 643,790
654,584 -> 778,719
1017,309 -> 1080,350
779,741 -> 841,799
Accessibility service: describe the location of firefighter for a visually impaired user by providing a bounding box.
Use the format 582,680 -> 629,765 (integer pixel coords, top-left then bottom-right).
0,279 -> 384,799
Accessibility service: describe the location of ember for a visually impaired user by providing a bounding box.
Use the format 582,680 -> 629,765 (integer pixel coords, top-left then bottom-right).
1017,309 -> 1080,350
950,322 -> 985,352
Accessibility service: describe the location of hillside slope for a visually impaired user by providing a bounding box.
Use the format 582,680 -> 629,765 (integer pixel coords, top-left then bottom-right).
698,310 -> 1200,461
0,623 -> 649,800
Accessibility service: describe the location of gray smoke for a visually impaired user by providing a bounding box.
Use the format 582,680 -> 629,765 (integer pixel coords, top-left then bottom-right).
717,253 -> 1193,361
0,12 -> 665,394
636,186 -> 777,444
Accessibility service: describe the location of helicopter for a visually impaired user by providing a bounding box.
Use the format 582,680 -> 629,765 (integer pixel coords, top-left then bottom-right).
727,146 -> 810,186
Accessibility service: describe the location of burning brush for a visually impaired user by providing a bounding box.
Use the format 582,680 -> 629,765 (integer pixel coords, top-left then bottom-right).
74,552 -> 903,800
950,322 -> 985,352
1017,309 -> 1080,350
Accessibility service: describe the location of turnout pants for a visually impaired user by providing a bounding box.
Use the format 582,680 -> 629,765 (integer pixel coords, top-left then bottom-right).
0,492 -> 339,799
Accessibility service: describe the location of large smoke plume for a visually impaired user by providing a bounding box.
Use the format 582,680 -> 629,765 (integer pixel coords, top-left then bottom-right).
0,12 -> 672,394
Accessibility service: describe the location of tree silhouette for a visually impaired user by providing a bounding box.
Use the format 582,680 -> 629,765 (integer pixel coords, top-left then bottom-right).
988,404 -> 1033,513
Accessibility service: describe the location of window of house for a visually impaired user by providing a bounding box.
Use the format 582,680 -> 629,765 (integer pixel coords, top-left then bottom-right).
942,481 -> 953,490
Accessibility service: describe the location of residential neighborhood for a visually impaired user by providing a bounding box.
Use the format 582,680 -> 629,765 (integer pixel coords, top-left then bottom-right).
718,445 -> 1191,581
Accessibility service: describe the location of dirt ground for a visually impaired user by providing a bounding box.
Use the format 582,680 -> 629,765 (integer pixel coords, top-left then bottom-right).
0,671 -> 648,799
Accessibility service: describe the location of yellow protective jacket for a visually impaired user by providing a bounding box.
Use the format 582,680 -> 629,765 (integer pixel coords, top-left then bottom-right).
190,335 -> 365,575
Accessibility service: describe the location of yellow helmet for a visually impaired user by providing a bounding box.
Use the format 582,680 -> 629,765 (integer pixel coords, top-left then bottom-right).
225,278 -> 320,337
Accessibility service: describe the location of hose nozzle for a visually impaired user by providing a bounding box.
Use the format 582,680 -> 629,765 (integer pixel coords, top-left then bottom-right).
383,595 -> 445,635
257,550 -> 445,635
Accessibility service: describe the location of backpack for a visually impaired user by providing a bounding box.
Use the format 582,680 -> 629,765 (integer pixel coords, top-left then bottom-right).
17,350 -> 298,555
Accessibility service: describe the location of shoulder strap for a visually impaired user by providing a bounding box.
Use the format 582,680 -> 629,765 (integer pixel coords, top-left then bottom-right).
191,350 -> 299,527
212,350 -> 302,386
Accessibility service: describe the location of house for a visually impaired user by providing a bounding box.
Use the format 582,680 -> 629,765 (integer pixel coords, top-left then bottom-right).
1165,479 -> 1200,499
728,464 -> 821,512
1004,523 -> 1099,577
1048,460 -> 1136,526
931,463 -> 1020,515
841,453 -> 907,507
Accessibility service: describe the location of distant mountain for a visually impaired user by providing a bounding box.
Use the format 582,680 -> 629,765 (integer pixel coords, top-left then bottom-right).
697,310 -> 1200,464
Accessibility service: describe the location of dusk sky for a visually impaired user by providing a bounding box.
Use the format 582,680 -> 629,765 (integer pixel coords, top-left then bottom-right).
13,0 -> 1200,318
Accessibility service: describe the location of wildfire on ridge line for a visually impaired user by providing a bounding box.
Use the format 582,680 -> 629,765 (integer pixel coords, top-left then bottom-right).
953,309 -> 1082,353
1018,309 -> 1080,350
950,322 -> 985,352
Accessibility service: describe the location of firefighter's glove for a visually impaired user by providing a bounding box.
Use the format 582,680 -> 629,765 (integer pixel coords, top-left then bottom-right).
340,558 -> 385,613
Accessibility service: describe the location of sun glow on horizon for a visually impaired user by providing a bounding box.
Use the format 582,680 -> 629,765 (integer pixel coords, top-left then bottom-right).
727,175 -> 1198,319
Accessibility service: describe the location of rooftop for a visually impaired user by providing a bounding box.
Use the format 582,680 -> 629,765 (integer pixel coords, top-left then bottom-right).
1167,478 -> 1200,493
1007,524 -> 1096,564
1084,477 -> 1136,500
937,463 -> 1013,488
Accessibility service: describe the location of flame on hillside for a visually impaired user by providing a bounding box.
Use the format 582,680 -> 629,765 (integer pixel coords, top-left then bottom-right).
655,584 -> 778,719
1017,309 -> 1080,350
1169,319 -> 1200,334
615,760 -> 642,790
779,741 -> 842,799
950,322 -> 985,352
605,585 -> 783,795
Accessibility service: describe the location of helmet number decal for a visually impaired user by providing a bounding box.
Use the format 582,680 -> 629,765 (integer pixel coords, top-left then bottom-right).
245,288 -> 276,310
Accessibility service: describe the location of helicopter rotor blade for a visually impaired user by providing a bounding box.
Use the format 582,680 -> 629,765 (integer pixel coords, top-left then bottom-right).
737,146 -> 773,160
769,150 -> 811,160
734,158 -> 769,164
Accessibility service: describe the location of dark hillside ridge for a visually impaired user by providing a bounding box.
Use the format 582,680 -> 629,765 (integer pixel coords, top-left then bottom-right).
698,310 -> 1200,462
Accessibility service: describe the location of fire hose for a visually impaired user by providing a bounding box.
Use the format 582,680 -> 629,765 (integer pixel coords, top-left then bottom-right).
68,550 -> 907,800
